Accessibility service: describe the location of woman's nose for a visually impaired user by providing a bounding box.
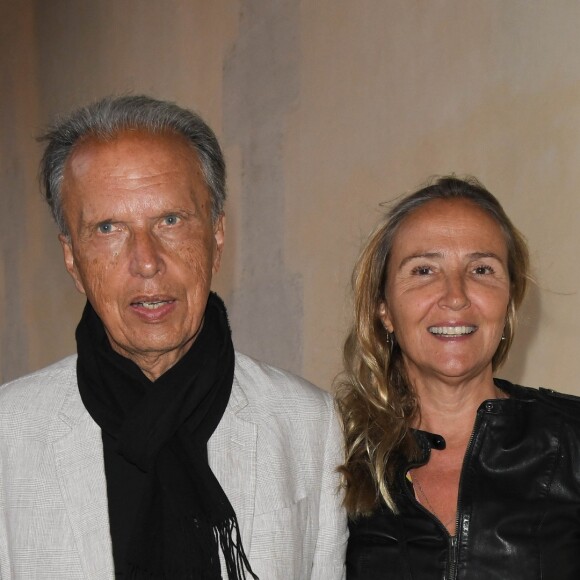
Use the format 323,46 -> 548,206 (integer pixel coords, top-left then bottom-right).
438,273 -> 470,310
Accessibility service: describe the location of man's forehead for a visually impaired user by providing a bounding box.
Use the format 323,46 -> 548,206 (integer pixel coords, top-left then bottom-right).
66,129 -> 198,176
60,129 -> 211,218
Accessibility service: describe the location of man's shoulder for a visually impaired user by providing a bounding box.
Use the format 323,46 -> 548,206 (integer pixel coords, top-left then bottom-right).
0,355 -> 78,419
233,351 -> 332,415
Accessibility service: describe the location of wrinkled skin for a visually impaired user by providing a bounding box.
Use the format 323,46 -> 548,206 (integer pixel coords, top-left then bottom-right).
60,130 -> 224,380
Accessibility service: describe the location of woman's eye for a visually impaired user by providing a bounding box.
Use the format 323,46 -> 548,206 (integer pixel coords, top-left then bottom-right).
411,266 -> 432,276
474,265 -> 493,275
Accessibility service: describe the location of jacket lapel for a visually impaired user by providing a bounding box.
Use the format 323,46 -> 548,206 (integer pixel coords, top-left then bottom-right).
53,384 -> 115,579
208,372 -> 258,553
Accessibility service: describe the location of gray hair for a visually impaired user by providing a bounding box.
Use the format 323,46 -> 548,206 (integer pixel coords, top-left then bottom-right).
39,95 -> 226,235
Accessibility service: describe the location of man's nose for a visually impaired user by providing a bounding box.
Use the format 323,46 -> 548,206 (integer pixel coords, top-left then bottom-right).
438,273 -> 470,310
128,231 -> 165,278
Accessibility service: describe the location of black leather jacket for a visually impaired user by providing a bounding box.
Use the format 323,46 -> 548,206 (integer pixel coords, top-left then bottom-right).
346,380 -> 580,580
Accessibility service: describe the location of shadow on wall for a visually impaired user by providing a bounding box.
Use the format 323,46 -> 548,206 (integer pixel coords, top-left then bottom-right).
501,282 -> 541,385
222,0 -> 304,375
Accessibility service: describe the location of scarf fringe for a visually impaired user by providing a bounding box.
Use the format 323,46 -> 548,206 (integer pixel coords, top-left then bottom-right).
215,517 -> 259,580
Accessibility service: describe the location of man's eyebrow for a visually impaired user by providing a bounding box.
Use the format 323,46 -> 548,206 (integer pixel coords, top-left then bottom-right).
80,217 -> 114,228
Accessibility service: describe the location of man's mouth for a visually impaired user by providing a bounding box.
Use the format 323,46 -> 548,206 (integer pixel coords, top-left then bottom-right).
428,325 -> 477,337
132,299 -> 174,310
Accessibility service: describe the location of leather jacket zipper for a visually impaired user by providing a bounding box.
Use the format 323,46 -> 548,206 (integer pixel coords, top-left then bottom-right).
405,404 -> 491,579
446,536 -> 458,580
445,407 -> 487,580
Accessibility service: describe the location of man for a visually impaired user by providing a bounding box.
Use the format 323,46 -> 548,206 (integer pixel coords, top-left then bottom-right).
0,96 -> 347,579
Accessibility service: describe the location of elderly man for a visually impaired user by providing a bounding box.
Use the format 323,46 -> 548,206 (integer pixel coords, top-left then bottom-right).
0,96 -> 347,579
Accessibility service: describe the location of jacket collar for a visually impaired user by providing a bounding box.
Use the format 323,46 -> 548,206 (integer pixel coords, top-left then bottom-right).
207,354 -> 258,553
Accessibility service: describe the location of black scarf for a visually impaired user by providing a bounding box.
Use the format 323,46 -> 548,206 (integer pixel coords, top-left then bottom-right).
75,292 -> 258,579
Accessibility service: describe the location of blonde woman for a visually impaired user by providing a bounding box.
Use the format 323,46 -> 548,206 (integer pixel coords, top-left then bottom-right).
337,176 -> 580,579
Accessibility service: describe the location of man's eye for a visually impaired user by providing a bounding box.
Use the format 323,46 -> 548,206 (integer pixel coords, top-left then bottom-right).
97,222 -> 115,234
163,215 -> 180,226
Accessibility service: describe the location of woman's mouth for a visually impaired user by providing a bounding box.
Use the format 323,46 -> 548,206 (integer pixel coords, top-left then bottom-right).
428,325 -> 477,337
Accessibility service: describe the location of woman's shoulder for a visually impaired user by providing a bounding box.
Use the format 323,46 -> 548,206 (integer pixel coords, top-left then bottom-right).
536,386 -> 580,425
496,377 -> 580,424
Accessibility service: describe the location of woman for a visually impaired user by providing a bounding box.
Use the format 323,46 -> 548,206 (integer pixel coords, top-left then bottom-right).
337,176 -> 580,579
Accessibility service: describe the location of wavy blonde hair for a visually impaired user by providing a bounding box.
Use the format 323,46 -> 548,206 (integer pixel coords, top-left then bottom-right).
336,176 -> 529,515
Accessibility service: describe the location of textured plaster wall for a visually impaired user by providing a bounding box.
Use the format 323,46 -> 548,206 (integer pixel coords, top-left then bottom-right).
1,1 -> 40,382
3,1 -> 580,396
285,1 -> 580,392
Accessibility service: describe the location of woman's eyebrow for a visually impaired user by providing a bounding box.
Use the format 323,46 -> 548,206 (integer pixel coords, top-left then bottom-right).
468,252 -> 504,261
398,252 -> 442,269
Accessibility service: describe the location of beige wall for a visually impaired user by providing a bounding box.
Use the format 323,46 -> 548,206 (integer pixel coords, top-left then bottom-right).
3,1 -> 580,395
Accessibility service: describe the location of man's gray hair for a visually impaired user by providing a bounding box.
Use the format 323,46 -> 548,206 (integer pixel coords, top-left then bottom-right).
39,95 -> 226,235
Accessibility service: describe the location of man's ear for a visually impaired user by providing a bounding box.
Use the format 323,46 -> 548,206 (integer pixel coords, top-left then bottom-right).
378,302 -> 394,333
212,213 -> 225,274
58,234 -> 86,295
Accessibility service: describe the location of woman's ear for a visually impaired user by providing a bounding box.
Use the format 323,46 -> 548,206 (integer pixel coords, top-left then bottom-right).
378,302 -> 394,333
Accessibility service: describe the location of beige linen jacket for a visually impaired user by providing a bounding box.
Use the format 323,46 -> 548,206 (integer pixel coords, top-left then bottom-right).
0,352 -> 347,579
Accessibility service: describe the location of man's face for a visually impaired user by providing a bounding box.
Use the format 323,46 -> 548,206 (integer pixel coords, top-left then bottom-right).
59,130 -> 224,379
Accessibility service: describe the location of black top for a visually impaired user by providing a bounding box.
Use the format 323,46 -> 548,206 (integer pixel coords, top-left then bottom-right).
346,380 -> 580,580
102,430 -> 148,577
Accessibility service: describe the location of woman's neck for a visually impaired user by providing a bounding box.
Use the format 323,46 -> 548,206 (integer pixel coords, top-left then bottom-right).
411,371 -> 499,449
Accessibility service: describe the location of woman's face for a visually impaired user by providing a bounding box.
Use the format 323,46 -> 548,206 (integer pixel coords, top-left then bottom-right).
379,198 -> 510,387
